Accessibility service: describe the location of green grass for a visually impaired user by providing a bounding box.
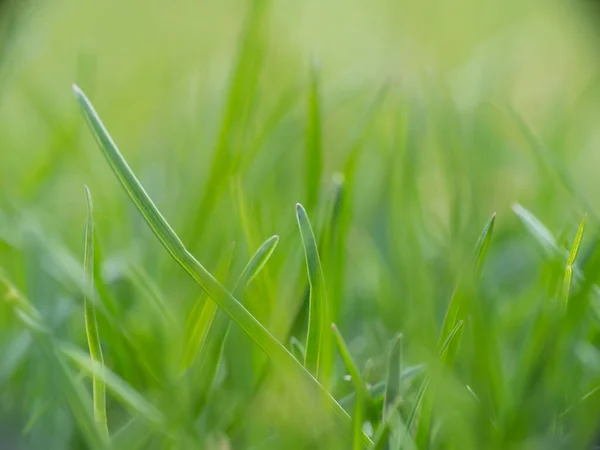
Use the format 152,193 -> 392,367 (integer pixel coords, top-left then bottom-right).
3,0 -> 600,449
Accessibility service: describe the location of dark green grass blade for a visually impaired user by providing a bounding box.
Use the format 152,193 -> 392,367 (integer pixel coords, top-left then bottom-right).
563,214 -> 586,306
332,324 -> 370,450
305,57 -> 322,211
72,85 -> 369,445
83,187 -> 108,436
296,203 -> 330,383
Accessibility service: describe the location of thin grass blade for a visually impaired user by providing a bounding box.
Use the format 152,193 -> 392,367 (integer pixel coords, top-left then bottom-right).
61,343 -> 164,426
83,186 -> 108,436
331,324 -> 366,450
296,203 -> 330,383
563,214 -> 587,306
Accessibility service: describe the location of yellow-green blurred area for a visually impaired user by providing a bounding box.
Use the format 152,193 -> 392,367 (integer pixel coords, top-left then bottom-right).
3,0 -> 600,448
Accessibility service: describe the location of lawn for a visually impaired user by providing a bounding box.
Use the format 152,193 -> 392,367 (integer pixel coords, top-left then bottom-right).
2,0 -> 600,449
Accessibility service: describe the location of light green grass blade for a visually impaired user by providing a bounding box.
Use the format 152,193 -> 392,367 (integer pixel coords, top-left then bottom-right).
383,333 -> 403,419
83,186 -> 108,436
562,214 -> 587,307
296,203 -> 330,383
332,324 -> 370,450
72,85 -> 368,444
234,235 -> 279,290
60,343 -> 164,426
512,204 -> 559,256
474,212 -> 496,276
190,235 -> 279,414
305,57 -> 322,212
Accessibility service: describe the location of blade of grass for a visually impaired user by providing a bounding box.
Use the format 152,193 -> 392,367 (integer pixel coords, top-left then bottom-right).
60,343 -> 164,426
305,57 -> 322,212
83,186 -> 108,436
440,213 -> 495,348
332,324 -> 371,450
72,85 -> 369,445
0,269 -> 108,449
562,214 -> 587,307
383,333 -> 403,419
190,235 -> 279,415
296,203 -> 330,384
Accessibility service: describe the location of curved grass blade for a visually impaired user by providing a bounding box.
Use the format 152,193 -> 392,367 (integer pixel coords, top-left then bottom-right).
332,324 -> 370,450
296,203 -> 330,383
234,235 -> 279,290
72,85 -> 369,445
83,187 -> 108,436
563,214 -> 587,307
61,343 -> 164,426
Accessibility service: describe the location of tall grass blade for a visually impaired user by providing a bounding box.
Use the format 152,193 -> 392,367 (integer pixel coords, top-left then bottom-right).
72,85 -> 369,444
83,186 -> 108,436
296,203 -> 330,383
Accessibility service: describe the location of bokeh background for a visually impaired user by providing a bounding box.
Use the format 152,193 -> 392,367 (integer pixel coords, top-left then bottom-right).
2,0 -> 600,448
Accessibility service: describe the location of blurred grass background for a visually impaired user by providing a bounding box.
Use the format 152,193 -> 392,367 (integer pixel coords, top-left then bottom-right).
3,0 -> 600,448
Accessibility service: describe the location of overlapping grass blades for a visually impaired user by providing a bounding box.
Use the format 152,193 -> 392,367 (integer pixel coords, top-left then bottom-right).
72,85 -> 371,445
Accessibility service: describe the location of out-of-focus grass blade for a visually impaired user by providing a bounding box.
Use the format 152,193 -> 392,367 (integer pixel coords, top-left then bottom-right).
83,187 -> 108,436
72,86 -> 368,444
440,214 -> 495,347
415,320 -> 464,448
562,214 -> 586,307
509,107 -> 597,219
383,333 -> 403,418
332,324 -> 371,450
60,343 -> 164,426
0,270 -> 108,449
296,203 -> 330,383
290,336 -> 306,362
338,365 -> 426,412
512,204 -> 559,256
111,418 -> 153,450
305,57 -> 322,212
474,213 -> 496,276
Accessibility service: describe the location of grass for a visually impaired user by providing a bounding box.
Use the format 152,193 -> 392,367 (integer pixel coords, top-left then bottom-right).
3,0 -> 600,449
